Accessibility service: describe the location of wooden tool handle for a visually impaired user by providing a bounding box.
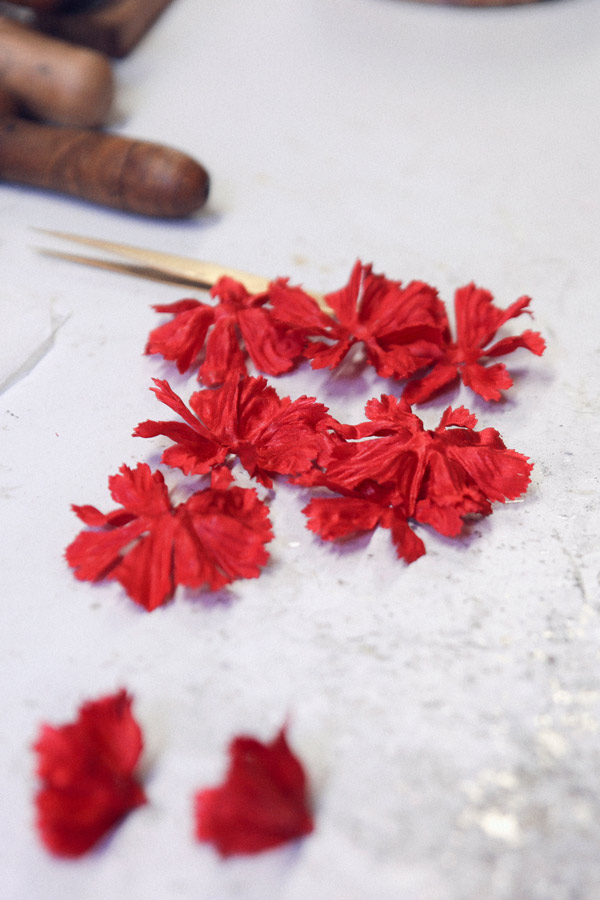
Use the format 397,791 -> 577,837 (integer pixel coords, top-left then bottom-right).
0,15 -> 114,126
2,1 -> 68,9
0,118 -> 210,217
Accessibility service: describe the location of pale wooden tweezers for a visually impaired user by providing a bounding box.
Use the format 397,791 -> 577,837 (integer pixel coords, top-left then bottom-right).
34,229 -> 329,311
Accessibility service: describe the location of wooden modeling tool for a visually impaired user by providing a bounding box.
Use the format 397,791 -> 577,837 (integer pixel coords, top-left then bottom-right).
34,0 -> 176,58
35,230 -> 330,311
0,15 -> 114,126
0,88 -> 209,217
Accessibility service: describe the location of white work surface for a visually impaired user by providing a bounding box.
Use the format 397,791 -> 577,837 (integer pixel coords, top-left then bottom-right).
2,1 -> 600,897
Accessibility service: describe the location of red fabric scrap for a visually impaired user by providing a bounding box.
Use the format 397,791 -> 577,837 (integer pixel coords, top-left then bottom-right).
134,375 -> 341,488
66,463 -> 273,610
270,261 -> 446,379
195,727 -> 314,856
146,277 -> 305,385
303,395 -> 533,561
403,283 -> 545,403
34,690 -> 146,857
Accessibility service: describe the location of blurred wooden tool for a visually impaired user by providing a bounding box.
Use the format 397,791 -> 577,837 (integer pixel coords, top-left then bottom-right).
0,15 -> 114,126
35,0 -> 176,58
2,0 -> 69,9
0,90 -> 210,216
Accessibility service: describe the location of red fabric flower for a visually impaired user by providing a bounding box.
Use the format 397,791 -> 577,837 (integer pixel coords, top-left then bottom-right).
270,261 -> 446,379
134,375 -> 340,488
403,283 -> 546,403
195,727 -> 314,856
146,277 -> 305,385
303,395 -> 533,561
66,463 -> 273,610
34,690 -> 146,857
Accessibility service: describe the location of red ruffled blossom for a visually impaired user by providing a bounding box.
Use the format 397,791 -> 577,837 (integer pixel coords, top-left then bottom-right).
66,463 -> 273,610
303,395 -> 533,561
134,374 -> 342,488
403,283 -> 546,403
146,277 -> 305,385
195,727 -> 314,856
34,690 -> 146,857
270,261 -> 446,379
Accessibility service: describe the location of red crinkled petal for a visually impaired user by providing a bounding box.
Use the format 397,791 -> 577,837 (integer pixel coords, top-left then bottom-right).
485,329 -> 546,358
461,361 -> 513,401
303,495 -> 386,540
303,337 -> 353,371
389,512 -> 426,564
323,259 -> 366,325
402,361 -> 460,405
454,285 -> 532,351
237,307 -> 305,375
34,690 -> 146,857
146,301 -> 214,374
66,463 -> 273,610
199,316 -> 247,386
268,279 -> 334,334
195,727 -> 314,857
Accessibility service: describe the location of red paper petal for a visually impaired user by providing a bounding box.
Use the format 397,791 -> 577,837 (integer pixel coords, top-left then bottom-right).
34,690 -> 146,857
461,361 -> 513,402
195,727 -> 314,857
237,306 -> 305,375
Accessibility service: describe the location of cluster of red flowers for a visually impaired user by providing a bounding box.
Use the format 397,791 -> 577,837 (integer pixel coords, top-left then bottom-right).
52,261 -> 543,858
67,260 -> 542,611
146,260 -> 545,403
34,691 -> 313,858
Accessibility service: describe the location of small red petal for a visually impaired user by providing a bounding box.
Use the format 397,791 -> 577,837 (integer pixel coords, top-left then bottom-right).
33,690 -> 146,857
194,727 -> 314,857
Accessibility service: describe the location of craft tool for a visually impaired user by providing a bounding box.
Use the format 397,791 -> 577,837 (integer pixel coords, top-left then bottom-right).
2,0 -> 68,9
0,15 -> 114,126
0,110 -> 209,216
35,230 -> 329,310
34,0 -> 176,58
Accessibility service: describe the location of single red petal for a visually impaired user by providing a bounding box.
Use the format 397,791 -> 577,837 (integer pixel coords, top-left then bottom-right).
268,279 -> 333,334
199,317 -> 247,386
402,362 -> 460,406
323,260 -> 364,326
461,361 -> 513,401
65,519 -> 145,583
182,487 -> 273,586
70,504 -> 111,527
113,516 -> 178,611
107,463 -> 171,519
414,497 -> 474,537
237,307 -> 304,375
485,329 -> 546,358
302,495 -> 385,540
436,406 -> 478,431
304,335 -> 355,370
389,512 -> 426,564
195,727 -> 313,857
210,276 -> 266,308
445,444 -> 533,503
146,303 -> 214,373
455,284 -> 538,352
152,298 -> 205,315
33,691 -> 146,858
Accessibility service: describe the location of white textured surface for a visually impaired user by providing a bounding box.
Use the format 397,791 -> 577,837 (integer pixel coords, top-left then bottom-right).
2,1 -> 600,898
